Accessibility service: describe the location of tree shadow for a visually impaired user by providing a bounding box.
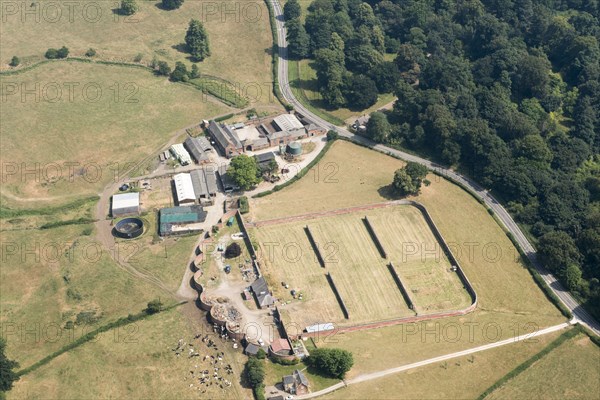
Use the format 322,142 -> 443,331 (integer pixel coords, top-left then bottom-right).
112,7 -> 125,15
172,43 -> 188,54
155,2 -> 169,10
377,184 -> 403,200
264,47 -> 274,56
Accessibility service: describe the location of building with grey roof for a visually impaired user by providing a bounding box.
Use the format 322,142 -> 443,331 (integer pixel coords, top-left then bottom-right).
217,164 -> 239,193
282,370 -> 309,395
207,120 -> 243,158
190,169 -> 218,200
184,137 -> 210,164
250,277 -> 274,308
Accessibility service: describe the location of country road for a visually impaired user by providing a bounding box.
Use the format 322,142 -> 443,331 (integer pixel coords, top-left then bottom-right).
295,322 -> 572,399
269,0 -> 600,336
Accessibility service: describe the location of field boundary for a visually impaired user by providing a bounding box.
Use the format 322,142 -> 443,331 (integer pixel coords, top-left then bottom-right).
245,201 -> 478,338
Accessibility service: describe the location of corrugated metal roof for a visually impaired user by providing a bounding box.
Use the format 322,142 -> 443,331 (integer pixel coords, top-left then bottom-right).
112,192 -> 140,209
170,143 -> 192,164
273,114 -> 304,131
173,173 -> 196,203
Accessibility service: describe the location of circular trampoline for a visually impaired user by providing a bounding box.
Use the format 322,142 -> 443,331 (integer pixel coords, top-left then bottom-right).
113,217 -> 144,239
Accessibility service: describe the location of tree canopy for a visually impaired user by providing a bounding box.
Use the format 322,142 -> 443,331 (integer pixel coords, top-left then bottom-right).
227,155 -> 261,190
185,19 -> 210,61
306,348 -> 353,379
0,338 -> 19,393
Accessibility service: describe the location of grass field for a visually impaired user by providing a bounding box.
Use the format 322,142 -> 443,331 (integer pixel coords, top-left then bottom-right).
250,140 -> 566,375
366,206 -> 472,313
251,205 -> 471,328
8,304 -> 245,399
0,0 -> 275,105
322,329 -> 567,400
0,223 -> 167,367
485,333 -> 600,399
0,61 -> 227,204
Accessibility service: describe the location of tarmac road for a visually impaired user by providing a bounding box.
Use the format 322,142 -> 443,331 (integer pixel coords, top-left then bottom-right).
269,0 -> 600,336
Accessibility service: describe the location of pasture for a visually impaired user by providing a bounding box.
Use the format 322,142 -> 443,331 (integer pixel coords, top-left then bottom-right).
0,0 -> 275,106
0,61 -> 227,204
8,304 -> 245,399
485,332 -> 600,400
322,329 -> 566,400
251,204 -> 471,328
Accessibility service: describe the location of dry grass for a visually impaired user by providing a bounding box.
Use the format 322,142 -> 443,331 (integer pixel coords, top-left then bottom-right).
251,205 -> 471,328
322,329 -> 566,400
367,207 -> 472,313
486,333 -> 600,400
0,61 -> 227,204
0,0 -> 275,103
9,304 -> 245,399
251,140 -> 566,375
0,224 -> 166,367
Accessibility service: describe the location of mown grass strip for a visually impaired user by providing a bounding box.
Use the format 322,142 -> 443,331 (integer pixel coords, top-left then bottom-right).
477,326 -> 581,399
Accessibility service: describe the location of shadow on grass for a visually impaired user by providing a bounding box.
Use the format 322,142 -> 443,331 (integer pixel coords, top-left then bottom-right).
377,184 -> 404,200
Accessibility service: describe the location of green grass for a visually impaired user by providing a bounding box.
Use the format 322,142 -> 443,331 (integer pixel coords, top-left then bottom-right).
189,76 -> 249,108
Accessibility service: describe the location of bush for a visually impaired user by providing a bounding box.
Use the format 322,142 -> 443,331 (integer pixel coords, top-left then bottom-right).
255,348 -> 266,359
326,130 -> 338,141
45,48 -> 59,59
133,53 -> 143,62
9,56 -> 20,67
225,242 -> 242,259
238,196 -> 249,214
244,357 -> 265,387
162,0 -> 183,10
145,299 -> 163,314
85,48 -> 96,57
57,46 -> 69,58
271,356 -> 300,365
157,61 -> 171,76
170,61 -> 189,82
120,0 -> 138,15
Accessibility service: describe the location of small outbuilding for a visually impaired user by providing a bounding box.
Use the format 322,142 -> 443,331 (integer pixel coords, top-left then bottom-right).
111,192 -> 140,217
282,369 -> 309,395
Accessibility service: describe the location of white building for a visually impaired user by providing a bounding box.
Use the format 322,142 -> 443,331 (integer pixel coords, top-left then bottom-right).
273,114 -> 305,133
112,192 -> 140,217
173,173 -> 196,205
170,143 -> 192,166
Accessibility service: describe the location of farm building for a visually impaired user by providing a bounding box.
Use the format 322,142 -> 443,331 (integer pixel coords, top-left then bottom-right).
207,120 -> 243,158
184,137 -> 211,164
273,114 -> 305,133
250,277 -> 274,308
111,192 -> 140,217
159,206 -> 207,236
305,323 -> 335,334
254,152 -> 277,171
218,164 -> 240,193
173,173 -> 196,205
244,343 -> 262,357
282,370 -> 309,395
269,338 -> 293,357
190,169 -> 218,200
170,143 -> 192,165
306,123 -> 327,137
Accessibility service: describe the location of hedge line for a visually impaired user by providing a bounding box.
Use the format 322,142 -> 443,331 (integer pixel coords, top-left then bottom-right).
17,301 -> 186,376
1,58 -> 244,108
252,139 -> 336,198
39,217 -> 97,230
0,196 -> 99,218
477,326 -> 581,399
215,113 -> 234,122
